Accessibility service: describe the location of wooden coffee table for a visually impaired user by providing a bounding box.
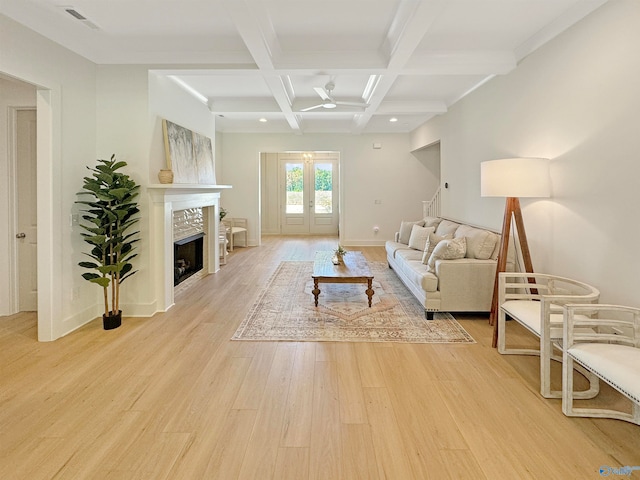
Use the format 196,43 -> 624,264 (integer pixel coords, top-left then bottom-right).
312,251 -> 375,307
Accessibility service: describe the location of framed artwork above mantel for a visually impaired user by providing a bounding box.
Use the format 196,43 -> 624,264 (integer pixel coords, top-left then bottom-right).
162,119 -> 216,184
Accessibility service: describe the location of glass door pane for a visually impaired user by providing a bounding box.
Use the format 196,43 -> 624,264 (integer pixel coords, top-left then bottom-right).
314,163 -> 333,214
285,162 -> 304,214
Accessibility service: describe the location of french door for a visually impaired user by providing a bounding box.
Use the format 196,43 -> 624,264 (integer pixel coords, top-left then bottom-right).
280,154 -> 339,235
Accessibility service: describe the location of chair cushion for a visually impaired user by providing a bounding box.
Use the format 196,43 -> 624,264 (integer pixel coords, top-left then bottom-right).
501,300 -> 590,338
568,343 -> 640,404
503,300 -> 557,336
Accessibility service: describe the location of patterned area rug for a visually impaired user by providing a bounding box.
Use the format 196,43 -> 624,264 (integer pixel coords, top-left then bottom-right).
231,261 -> 475,343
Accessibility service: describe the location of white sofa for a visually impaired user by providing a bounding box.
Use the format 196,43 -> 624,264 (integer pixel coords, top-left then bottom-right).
385,217 -> 502,319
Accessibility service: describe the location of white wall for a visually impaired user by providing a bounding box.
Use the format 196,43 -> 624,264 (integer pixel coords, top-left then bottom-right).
1,15 -> 97,339
411,0 -> 640,306
92,67 -> 219,315
148,71 -> 217,184
0,16 -> 222,338
220,132 -> 436,246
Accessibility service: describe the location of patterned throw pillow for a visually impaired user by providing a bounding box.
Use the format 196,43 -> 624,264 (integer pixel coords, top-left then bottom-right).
408,225 -> 436,251
421,232 -> 454,264
426,237 -> 467,273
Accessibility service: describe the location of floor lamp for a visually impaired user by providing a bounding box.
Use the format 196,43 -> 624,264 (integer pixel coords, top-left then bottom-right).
480,158 -> 551,348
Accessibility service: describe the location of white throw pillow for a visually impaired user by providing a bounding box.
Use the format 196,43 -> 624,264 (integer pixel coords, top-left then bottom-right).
454,224 -> 499,260
435,219 -> 460,236
422,216 -> 442,229
398,220 -> 425,244
426,237 -> 467,273
421,232 -> 453,264
408,225 -> 435,251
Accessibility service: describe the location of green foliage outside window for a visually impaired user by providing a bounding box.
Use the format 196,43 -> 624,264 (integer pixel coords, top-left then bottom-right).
315,168 -> 332,191
286,166 -> 303,192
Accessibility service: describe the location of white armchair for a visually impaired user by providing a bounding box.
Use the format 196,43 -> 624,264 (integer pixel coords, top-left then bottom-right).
562,304 -> 640,425
223,218 -> 248,251
497,272 -> 600,399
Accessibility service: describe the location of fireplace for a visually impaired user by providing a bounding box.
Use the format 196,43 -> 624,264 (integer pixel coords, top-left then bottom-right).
148,184 -> 231,312
174,233 -> 204,286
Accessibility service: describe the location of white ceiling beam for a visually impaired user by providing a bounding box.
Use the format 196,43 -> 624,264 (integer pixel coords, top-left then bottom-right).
375,100 -> 447,114
222,0 -> 301,133
384,0 -> 448,70
404,51 -> 516,75
352,0 -> 447,134
206,98 -> 282,113
221,0 -> 280,70
274,51 -> 387,70
155,50 -> 515,78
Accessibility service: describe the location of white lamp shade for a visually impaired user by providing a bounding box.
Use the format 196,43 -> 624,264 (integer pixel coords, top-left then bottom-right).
481,157 -> 550,198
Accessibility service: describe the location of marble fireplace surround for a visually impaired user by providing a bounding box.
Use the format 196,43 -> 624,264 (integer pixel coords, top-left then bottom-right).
148,184 -> 232,312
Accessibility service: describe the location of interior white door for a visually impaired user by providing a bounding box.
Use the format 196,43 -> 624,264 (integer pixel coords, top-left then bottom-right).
280,155 -> 339,235
16,109 -> 38,311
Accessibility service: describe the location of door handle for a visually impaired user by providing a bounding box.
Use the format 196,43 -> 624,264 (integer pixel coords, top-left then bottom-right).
16,233 -> 26,239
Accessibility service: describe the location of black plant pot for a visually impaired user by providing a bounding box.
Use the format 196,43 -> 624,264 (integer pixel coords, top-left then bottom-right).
103,310 -> 122,330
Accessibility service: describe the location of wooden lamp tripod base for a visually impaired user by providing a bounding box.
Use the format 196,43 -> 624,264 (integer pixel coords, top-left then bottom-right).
489,196 -> 535,348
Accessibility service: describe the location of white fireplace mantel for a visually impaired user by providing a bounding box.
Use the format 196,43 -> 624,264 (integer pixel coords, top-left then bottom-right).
148,184 -> 232,312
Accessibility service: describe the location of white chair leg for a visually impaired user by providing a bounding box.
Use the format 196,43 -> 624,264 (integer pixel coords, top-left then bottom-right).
540,338 -> 557,398
497,309 -> 507,354
562,354 -> 574,416
543,344 -> 598,399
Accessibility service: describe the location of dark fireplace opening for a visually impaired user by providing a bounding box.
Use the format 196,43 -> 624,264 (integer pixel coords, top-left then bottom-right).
174,233 -> 204,286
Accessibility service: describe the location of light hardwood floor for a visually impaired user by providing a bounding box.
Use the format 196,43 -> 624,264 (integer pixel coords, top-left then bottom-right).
1,236 -> 638,479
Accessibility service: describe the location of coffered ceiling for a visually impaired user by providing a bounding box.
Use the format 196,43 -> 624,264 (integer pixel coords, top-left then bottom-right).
1,0 -> 607,134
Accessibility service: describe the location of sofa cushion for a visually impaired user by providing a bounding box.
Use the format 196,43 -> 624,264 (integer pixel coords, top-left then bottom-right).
403,260 -> 438,292
427,237 -> 467,272
454,224 -> 499,260
408,225 -> 435,251
395,248 -> 424,263
435,219 -> 460,236
398,220 -> 425,244
422,232 -> 453,264
385,241 -> 411,259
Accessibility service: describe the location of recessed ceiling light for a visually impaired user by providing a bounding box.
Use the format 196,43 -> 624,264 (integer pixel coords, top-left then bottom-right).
259,118 -> 267,122
389,117 -> 398,122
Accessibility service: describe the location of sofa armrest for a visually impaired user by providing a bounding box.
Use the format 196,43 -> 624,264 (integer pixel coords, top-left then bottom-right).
435,258 -> 497,311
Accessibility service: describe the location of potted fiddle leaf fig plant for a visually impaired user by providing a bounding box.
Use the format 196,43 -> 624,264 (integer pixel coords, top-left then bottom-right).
76,155 -> 140,330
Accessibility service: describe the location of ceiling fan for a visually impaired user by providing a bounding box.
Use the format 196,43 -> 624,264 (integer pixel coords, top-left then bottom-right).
300,81 -> 369,111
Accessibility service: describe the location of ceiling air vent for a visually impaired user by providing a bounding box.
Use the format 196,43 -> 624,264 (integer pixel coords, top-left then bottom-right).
59,6 -> 100,29
64,8 -> 85,20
